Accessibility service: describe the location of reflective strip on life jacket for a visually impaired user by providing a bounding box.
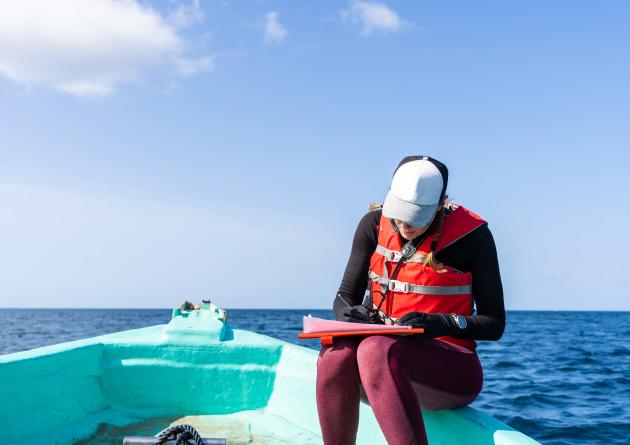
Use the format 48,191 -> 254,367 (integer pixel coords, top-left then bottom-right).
368,271 -> 472,295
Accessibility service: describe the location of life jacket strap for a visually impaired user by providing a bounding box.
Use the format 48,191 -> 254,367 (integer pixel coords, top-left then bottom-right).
375,244 -> 429,263
376,244 -> 403,262
368,271 -> 472,295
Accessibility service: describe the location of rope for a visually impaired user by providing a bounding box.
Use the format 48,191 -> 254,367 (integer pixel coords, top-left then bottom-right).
156,424 -> 204,445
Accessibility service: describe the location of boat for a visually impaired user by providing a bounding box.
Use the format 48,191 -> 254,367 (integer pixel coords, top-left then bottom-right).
0,303 -> 541,444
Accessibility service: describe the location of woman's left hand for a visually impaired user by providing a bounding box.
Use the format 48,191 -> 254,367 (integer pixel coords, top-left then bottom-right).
396,312 -> 453,338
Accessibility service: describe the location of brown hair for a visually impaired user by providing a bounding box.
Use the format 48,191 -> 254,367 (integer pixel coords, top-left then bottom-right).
421,206 -> 447,272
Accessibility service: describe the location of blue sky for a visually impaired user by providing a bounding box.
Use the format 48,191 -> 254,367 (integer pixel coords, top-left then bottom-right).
0,1 -> 628,310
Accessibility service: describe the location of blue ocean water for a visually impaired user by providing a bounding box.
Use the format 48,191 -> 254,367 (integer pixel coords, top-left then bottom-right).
1,309 -> 628,445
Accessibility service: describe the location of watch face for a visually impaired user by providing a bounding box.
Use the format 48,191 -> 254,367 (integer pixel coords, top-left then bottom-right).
457,315 -> 467,329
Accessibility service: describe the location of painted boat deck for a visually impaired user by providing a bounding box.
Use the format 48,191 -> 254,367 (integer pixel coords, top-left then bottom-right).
0,308 -> 541,444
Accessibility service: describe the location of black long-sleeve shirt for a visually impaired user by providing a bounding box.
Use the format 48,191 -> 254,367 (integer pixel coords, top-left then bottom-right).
333,209 -> 505,340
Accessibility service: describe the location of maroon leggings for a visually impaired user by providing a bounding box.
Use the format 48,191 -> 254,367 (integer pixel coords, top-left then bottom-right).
316,335 -> 483,445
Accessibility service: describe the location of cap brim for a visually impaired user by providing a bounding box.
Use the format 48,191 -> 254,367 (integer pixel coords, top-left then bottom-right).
382,191 -> 438,228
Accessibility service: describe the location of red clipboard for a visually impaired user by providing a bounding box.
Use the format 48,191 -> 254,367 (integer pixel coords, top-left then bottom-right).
298,328 -> 425,345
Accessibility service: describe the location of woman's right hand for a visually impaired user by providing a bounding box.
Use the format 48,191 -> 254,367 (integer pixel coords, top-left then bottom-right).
339,304 -> 373,323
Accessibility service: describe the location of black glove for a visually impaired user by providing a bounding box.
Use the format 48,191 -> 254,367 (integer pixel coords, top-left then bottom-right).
339,304 -> 374,324
396,312 -> 454,338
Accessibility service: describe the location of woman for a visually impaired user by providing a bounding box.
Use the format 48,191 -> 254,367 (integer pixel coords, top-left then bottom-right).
316,155 -> 505,445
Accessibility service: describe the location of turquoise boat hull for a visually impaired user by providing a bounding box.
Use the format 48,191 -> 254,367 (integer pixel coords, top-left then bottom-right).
0,306 -> 540,444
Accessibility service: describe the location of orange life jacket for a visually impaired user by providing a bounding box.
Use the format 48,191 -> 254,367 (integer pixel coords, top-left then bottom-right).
368,203 -> 486,350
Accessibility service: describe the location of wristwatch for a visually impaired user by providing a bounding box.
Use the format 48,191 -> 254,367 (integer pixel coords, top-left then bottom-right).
450,313 -> 467,330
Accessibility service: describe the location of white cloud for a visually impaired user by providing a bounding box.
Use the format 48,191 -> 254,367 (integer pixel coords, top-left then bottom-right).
0,0 -> 213,98
341,0 -> 405,36
263,11 -> 288,44
175,56 -> 215,76
169,0 -> 205,28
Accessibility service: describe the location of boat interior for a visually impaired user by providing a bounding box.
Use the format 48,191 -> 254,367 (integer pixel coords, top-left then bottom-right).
0,307 -> 538,445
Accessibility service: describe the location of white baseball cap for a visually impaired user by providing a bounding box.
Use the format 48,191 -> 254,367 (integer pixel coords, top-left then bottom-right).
382,156 -> 448,228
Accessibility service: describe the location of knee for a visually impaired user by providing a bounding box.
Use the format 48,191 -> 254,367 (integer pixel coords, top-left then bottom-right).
317,338 -> 359,381
356,335 -> 397,380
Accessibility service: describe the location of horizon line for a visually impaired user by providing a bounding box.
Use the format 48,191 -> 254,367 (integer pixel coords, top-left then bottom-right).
0,307 -> 629,312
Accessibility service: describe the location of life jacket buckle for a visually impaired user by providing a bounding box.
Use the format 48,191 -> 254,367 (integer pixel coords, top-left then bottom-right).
388,280 -> 410,293
387,251 -> 402,262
